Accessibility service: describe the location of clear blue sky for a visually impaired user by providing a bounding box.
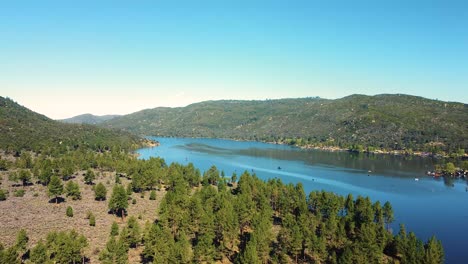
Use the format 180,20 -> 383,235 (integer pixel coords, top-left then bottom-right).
1,0 -> 467,119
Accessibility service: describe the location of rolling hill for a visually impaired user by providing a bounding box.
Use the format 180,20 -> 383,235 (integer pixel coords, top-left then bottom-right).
60,113 -> 120,125
101,94 -> 468,154
0,96 -> 143,153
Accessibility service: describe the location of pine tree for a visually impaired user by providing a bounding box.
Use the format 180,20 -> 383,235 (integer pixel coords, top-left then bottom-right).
30,240 -> 48,263
125,216 -> 141,248
84,169 -> 95,185
173,231 -> 192,263
0,189 -> 6,201
95,182 -> 107,201
0,246 -> 19,264
149,190 -> 156,200
240,236 -> 260,264
65,181 -> 81,200
111,221 -> 119,236
18,169 -> 31,186
99,236 -> 128,264
15,229 -> 28,258
383,201 -> 394,230
46,230 -> 88,263
109,185 -> 128,219
424,236 -> 444,264
48,175 -> 63,203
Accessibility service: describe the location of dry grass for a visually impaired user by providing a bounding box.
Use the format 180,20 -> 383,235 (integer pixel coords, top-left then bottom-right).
0,170 -> 165,263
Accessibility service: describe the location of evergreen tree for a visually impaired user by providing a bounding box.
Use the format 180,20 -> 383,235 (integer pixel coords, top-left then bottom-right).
424,236 -> 444,264
46,230 -> 88,264
125,216 -> 141,248
38,161 -> 53,185
48,175 -> 63,203
240,236 -> 260,264
99,236 -> 128,264
231,172 -> 237,184
65,181 -> 81,200
0,246 -> 19,264
30,240 -> 48,264
149,190 -> 156,200
95,182 -> 107,201
111,221 -> 119,236
0,189 -> 6,201
115,173 -> 121,184
15,229 -> 28,258
383,201 -> 394,230
142,224 -> 174,263
84,169 -> 95,184
18,169 -> 32,186
173,231 -> 192,264
109,184 -> 128,219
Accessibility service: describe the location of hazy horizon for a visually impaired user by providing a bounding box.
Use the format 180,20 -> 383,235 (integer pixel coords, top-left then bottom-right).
2,1 -> 467,119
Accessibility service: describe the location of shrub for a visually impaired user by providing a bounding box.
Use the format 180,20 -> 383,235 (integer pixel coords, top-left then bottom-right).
66,206 -> 73,217
132,198 -> 137,205
14,189 -> 25,197
0,189 -> 7,201
89,213 -> 96,226
149,190 -> 156,200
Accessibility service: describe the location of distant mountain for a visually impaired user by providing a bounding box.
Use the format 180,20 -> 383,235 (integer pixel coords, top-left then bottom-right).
60,114 -> 120,125
101,94 -> 468,154
0,97 -> 142,153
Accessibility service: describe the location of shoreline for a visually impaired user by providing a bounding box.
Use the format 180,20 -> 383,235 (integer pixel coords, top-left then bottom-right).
141,135 -> 457,159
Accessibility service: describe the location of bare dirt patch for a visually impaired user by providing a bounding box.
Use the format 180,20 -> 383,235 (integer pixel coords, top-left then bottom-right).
0,171 -> 165,263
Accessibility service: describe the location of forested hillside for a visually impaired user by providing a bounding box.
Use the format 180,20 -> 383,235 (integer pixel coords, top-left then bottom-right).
0,97 -> 142,154
0,96 -> 444,263
60,114 -> 120,125
101,94 -> 468,155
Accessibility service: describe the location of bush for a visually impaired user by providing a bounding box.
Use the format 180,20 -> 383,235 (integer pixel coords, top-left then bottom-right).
149,190 -> 156,200
14,189 -> 25,197
89,213 -> 96,226
132,198 -> 137,205
66,206 -> 73,217
0,189 -> 7,201
86,211 -> 93,219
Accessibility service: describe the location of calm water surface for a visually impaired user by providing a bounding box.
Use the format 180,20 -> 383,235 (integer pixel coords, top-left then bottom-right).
138,137 -> 468,263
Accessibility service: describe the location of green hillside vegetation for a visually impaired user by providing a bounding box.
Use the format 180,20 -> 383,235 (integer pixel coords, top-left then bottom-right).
0,149 -> 443,263
0,97 -> 142,154
102,94 -> 468,155
60,113 -> 120,125
0,95 -> 447,263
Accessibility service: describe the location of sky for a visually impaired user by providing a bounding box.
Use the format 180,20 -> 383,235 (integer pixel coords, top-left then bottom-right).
1,0 -> 467,119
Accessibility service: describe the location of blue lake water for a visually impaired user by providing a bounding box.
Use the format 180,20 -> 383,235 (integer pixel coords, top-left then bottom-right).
138,137 -> 468,263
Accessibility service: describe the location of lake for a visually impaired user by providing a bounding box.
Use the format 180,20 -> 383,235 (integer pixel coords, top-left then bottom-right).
138,137 -> 468,263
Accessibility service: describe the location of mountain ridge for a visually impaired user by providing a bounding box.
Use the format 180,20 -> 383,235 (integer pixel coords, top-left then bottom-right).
100,94 -> 468,154
0,96 -> 143,153
60,113 -> 120,125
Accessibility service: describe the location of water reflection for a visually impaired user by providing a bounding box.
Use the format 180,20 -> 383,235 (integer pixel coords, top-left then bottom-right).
178,143 -> 438,178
